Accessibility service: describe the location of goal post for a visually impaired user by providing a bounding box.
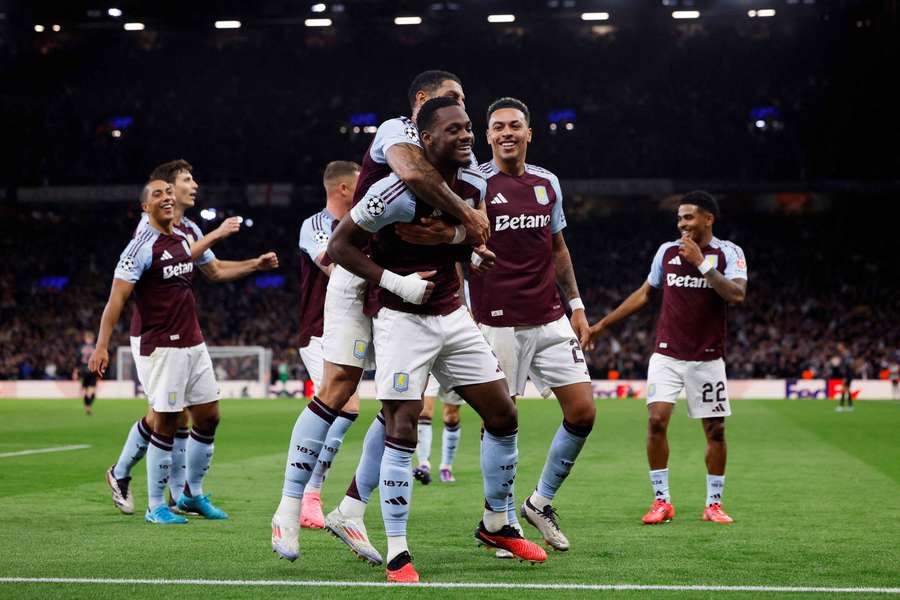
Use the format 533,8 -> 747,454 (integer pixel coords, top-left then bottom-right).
115,345 -> 273,398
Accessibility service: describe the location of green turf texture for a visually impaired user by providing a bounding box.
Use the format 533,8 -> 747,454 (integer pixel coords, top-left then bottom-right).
0,398 -> 898,599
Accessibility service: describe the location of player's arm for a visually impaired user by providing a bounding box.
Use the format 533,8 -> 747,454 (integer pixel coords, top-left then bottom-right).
328,196 -> 435,305
551,231 -> 589,343
189,217 -> 241,262
585,281 -> 656,351
678,234 -> 747,304
88,279 -> 134,378
385,144 -> 489,244
198,253 -> 279,283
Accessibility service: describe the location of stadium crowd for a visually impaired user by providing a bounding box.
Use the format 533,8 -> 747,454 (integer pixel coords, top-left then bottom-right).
1,203 -> 895,382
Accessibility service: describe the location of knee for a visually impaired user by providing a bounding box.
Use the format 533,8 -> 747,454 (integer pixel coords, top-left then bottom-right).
442,405 -> 460,426
648,415 -> 669,437
706,420 -> 726,443
484,403 -> 517,436
564,400 -> 596,431
194,410 -> 220,435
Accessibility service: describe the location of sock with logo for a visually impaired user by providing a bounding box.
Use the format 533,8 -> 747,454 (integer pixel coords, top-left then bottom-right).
307,411 -> 358,492
381,436 -> 416,560
340,412 -> 386,516
706,474 -> 725,506
535,420 -> 591,501
481,426 -> 518,531
278,397 -> 336,517
113,418 -> 151,480
168,427 -> 189,500
146,433 -> 173,510
440,421 -> 461,468
416,416 -> 432,467
650,468 -> 670,502
185,427 -> 215,497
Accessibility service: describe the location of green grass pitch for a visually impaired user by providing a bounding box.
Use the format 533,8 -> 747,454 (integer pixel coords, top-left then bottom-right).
0,398 -> 898,599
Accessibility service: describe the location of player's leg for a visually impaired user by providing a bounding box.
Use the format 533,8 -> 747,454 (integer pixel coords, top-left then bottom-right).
684,357 -> 733,523
642,353 -> 682,524
414,379 -> 437,485
168,411 -> 190,509
439,397 -> 462,483
107,412 -> 152,515
82,371 -> 97,414
844,377 -> 854,410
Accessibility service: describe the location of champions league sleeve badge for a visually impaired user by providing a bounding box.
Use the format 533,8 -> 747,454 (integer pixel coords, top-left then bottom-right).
366,196 -> 386,217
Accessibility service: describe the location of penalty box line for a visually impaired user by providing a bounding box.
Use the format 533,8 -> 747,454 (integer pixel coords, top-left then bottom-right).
1,578 -> 898,594
0,444 -> 91,459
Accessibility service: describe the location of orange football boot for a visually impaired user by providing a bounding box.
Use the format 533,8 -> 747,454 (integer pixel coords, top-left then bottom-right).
702,503 -> 734,523
642,499 -> 676,524
475,522 -> 548,563
386,551 -> 419,583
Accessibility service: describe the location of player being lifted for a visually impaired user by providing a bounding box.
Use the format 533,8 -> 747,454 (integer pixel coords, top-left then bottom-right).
585,191 -> 747,525
103,161 -> 277,519
328,97 -> 547,582
271,70 -> 489,562
292,160 -> 362,529
398,97 -> 594,552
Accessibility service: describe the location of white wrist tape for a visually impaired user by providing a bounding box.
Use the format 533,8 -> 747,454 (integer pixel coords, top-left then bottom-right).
569,297 -> 585,312
470,251 -> 483,268
697,260 -> 714,275
451,225 -> 466,244
379,270 -> 428,304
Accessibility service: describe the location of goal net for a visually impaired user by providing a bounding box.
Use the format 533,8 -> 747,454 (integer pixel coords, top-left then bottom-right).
115,345 -> 273,398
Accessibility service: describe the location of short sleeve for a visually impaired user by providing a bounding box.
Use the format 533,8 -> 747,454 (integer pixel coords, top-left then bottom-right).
185,220 -> 215,265
550,190 -> 566,234
369,118 -> 421,164
647,243 -> 672,288
114,236 -> 154,283
298,217 -> 330,261
722,243 -> 748,281
350,186 -> 417,233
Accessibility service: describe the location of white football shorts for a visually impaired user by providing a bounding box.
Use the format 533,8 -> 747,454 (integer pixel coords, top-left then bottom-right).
424,375 -> 465,406
322,265 -> 374,370
144,343 -> 220,413
299,336 -> 325,392
373,305 -> 505,401
478,315 -> 591,398
129,336 -> 148,390
646,352 -> 731,419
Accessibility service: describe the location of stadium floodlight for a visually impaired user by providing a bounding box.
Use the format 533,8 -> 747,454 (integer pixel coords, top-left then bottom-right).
123,22 -> 144,30
215,20 -> 241,29
34,24 -> 45,32
487,14 -> 515,23
363,125 -> 377,133
757,9 -> 776,17
581,12 -> 610,21
200,208 -> 217,220
108,7 -> 122,17
52,24 -> 61,31
305,18 -> 332,26
311,3 -> 327,12
672,10 -> 700,19
394,16 -> 422,25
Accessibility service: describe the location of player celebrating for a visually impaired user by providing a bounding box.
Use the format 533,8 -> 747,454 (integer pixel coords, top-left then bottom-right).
400,97 -> 594,551
585,191 -> 748,525
74,332 -> 98,415
271,70 -> 487,563
104,160 -> 277,518
291,160 -> 362,529
327,97 -> 547,582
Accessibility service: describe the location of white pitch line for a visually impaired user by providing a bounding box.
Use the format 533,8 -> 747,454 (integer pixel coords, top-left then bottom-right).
0,578 -> 897,594
0,444 -> 91,459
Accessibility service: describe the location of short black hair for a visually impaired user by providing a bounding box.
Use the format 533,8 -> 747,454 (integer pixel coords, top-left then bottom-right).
407,70 -> 461,111
487,97 -> 530,125
149,159 -> 192,184
416,97 -> 461,134
680,190 -> 719,219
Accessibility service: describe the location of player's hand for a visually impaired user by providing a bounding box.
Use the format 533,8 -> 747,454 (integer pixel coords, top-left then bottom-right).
394,218 -> 455,245
88,347 -> 109,379
571,309 -> 591,350
583,321 -> 608,352
678,231 -> 704,268
462,207 -> 490,245
215,217 -> 242,240
470,244 -> 496,274
416,270 -> 437,304
256,252 -> 279,271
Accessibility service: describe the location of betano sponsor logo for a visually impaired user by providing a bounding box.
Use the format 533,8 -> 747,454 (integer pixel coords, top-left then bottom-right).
495,213 -> 550,231
163,262 -> 193,279
666,273 -> 710,289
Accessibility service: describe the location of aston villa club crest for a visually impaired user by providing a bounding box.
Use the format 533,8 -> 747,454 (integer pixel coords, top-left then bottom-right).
393,372 -> 409,392
534,186 -> 549,205
352,340 -> 367,359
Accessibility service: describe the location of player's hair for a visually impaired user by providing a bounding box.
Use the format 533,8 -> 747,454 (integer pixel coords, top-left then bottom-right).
487,97 -> 531,125
417,97 -> 461,134
149,159 -> 193,184
680,190 -> 719,219
323,161 -> 361,188
407,70 -> 461,110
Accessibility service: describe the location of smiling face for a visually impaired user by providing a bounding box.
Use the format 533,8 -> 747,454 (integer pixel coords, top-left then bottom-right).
420,104 -> 474,169
141,179 -> 176,228
487,107 -> 532,165
171,169 -> 199,209
677,204 -> 714,244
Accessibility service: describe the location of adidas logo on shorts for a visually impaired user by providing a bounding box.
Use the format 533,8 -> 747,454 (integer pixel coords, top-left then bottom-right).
711,404 -> 726,413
